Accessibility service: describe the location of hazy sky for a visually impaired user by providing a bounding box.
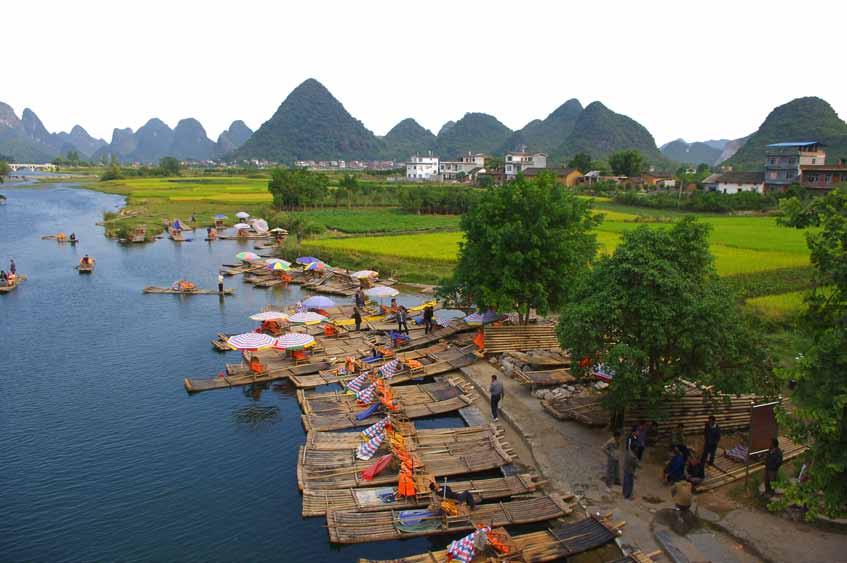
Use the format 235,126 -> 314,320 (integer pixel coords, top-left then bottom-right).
4,0 -> 845,146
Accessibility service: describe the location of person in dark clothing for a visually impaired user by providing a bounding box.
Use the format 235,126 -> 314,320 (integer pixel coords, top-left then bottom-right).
429,481 -> 476,510
664,447 -> 686,483
9,258 -> 16,275
396,306 -> 409,334
489,375 -> 504,421
422,305 -> 434,334
764,438 -> 783,496
622,445 -> 639,499
701,415 -> 721,465
625,426 -> 639,455
355,289 -> 365,310
686,457 -> 706,489
352,307 -> 362,331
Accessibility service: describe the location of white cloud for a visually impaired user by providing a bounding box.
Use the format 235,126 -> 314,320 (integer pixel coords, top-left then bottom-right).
3,0 -> 845,145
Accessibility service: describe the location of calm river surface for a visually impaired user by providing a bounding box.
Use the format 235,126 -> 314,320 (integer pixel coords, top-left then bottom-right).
0,181 -> 466,562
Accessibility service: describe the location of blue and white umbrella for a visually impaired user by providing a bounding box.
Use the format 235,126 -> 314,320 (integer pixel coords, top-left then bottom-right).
303,295 -> 336,309
296,256 -> 321,265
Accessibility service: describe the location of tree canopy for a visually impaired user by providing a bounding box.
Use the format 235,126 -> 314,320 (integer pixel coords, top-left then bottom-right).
567,152 -> 592,173
158,156 -> 181,176
558,218 -> 775,411
0,160 -> 9,183
450,172 -> 600,324
267,168 -> 328,210
608,149 -> 646,177
773,188 -> 847,518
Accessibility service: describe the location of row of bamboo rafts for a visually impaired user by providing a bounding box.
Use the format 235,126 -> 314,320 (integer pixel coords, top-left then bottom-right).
622,392 -> 778,439
356,516 -> 624,562
219,262 -> 268,276
393,322 -> 476,353
482,324 -> 561,354
698,435 -> 807,492
297,430 -> 515,490
304,422 -> 505,452
326,493 -> 572,544
299,379 -> 476,431
289,346 -> 478,390
303,473 -> 543,517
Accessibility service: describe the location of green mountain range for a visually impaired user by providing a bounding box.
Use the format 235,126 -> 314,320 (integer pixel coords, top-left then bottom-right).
726,97 -> 847,169
500,99 -> 583,155
660,139 -> 723,165
379,118 -> 435,161
432,112 -> 512,158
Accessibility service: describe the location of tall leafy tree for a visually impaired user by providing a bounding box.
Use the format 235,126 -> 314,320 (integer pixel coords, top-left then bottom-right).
451,172 -> 600,324
608,149 -> 646,177
158,156 -> 181,176
268,168 -> 327,210
558,218 -> 775,411
0,160 -> 10,183
773,188 -> 847,518
567,152 -> 592,173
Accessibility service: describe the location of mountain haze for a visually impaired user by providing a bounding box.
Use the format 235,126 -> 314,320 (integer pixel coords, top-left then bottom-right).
660,139 -> 722,165
216,120 -> 253,156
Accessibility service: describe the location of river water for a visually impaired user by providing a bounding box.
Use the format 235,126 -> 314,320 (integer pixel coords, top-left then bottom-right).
0,181 -> 467,562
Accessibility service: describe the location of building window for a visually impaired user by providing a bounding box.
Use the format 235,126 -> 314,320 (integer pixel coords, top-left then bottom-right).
812,158 -> 817,164
807,174 -> 818,183
768,158 -> 775,165
824,174 -> 832,184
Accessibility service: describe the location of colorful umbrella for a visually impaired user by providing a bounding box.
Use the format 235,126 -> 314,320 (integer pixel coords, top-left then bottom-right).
214,214 -> 227,219
288,311 -> 328,325
296,256 -> 321,265
233,223 -> 250,230
264,258 -> 289,265
273,332 -> 316,351
304,261 -> 326,271
227,332 -> 277,351
235,251 -> 259,262
303,295 -> 336,309
464,311 -> 505,326
351,270 -> 379,279
236,211 -> 250,219
268,262 -> 291,271
365,285 -> 399,298
249,311 -> 289,322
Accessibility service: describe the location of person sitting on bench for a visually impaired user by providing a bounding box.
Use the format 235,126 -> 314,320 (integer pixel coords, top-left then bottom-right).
429,481 -> 476,510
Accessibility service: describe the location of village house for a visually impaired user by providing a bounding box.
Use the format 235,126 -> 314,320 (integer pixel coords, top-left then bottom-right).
642,171 -> 677,188
702,171 -> 765,194
504,151 -> 547,180
439,152 -> 486,181
521,167 -> 582,187
406,153 -> 440,181
800,160 -> 847,193
764,141 -> 827,192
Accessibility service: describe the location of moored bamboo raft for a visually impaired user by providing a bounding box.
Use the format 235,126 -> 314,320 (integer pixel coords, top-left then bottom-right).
698,435 -> 807,492
513,367 -> 574,387
483,323 -> 560,354
327,494 -> 570,544
0,275 -> 27,293
394,322 -> 476,352
297,433 -> 514,490
356,516 -> 619,562
143,286 -> 233,295
300,380 -> 476,431
303,473 -> 542,517
183,360 -> 332,393
542,395 -> 609,427
303,424 -> 504,452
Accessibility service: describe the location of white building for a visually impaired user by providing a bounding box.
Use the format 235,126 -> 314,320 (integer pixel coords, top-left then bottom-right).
504,151 -> 547,179
439,152 -> 486,181
406,153 -> 440,180
702,172 -> 765,194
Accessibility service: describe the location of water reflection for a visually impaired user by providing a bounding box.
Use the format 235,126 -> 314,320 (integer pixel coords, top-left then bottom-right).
231,404 -> 281,430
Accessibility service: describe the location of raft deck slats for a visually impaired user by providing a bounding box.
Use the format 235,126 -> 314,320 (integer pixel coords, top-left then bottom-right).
304,424 -> 504,451
143,286 -> 234,295
302,473 -> 540,517
327,494 -> 570,544
183,361 -> 332,393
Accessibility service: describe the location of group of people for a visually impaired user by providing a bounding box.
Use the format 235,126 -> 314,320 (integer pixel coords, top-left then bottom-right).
1,258 -> 17,286
350,290 -> 436,335
603,415 -> 785,505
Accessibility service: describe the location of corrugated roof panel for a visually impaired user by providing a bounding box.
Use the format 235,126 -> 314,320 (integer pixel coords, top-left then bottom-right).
767,141 -> 819,147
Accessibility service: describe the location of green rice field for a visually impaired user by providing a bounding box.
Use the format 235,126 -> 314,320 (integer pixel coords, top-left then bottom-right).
745,290 -> 808,321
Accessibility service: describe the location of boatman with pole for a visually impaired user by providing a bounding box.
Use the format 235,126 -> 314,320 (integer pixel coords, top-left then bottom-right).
217,273 -> 224,294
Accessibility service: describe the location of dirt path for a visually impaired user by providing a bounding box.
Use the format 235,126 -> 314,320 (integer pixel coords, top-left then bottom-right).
458,360 -> 847,563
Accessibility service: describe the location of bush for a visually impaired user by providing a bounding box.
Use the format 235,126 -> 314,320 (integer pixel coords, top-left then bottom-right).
613,189 -> 778,213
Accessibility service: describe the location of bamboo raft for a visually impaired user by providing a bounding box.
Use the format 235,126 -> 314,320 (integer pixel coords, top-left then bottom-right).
394,322 -> 476,353
513,367 -> 574,387
143,286 -> 233,295
542,395 -> 609,427
183,360 -> 333,393
326,493 -> 570,544
303,473 -> 542,517
297,433 -> 514,490
357,516 -> 620,562
303,423 -> 504,452
227,335 -> 376,375
299,379 -> 476,431
218,233 -> 271,240
502,350 -> 570,369
0,275 -> 27,293
698,435 -> 807,492
219,262 -> 267,276
483,324 -> 560,354
290,348 -> 478,390
78,260 -> 95,273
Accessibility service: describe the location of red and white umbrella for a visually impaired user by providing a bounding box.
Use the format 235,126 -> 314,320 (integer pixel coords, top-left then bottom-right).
273,333 -> 316,351
227,332 -> 277,351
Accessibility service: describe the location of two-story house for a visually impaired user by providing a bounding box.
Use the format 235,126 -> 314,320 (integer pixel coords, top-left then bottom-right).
504,151 -> 546,180
406,153 -> 440,181
764,141 -> 827,192
439,153 -> 486,181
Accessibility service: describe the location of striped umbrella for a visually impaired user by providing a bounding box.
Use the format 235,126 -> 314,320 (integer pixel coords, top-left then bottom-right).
226,332 -> 277,351
268,262 -> 291,271
264,258 -> 289,265
296,256 -> 321,265
361,417 -> 390,439
288,312 -> 328,325
236,211 -> 250,219
464,311 -> 505,326
378,359 -> 402,380
365,285 -> 399,298
235,251 -> 259,262
249,311 -> 289,322
302,295 -> 336,309
356,432 -> 385,461
273,332 -> 316,351
304,261 -> 326,271
346,372 -> 371,393
233,223 -> 251,230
